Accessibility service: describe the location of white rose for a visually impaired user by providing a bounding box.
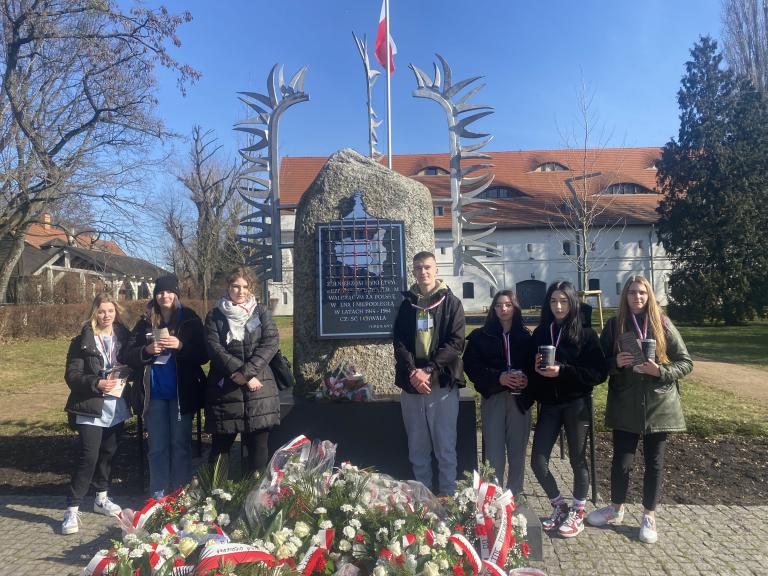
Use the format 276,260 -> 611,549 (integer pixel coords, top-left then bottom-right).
343,526 -> 355,539
293,521 -> 311,538
423,561 -> 439,576
393,519 -> 405,530
272,531 -> 287,546
349,519 -> 361,529
439,558 -> 450,570
276,545 -> 293,560
389,541 -> 402,556
373,566 -> 388,576
338,539 -> 352,551
341,504 -> 354,513
314,507 -> 327,514
419,545 -> 431,556
216,513 -> 230,526
320,520 -> 333,530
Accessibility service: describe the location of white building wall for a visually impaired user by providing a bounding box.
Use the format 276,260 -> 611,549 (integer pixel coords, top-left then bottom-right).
269,219 -> 672,316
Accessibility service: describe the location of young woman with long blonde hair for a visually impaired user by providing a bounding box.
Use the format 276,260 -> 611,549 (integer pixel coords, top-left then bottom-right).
587,275 -> 693,544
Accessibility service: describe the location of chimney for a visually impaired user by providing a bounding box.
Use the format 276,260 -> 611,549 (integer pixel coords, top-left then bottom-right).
42,213 -> 52,230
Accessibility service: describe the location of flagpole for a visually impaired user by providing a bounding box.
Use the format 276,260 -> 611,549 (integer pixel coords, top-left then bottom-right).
385,0 -> 392,169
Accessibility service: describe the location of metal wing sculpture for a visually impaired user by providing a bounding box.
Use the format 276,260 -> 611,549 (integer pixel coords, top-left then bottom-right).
353,33 -> 383,159
234,64 -> 309,283
410,54 -> 499,288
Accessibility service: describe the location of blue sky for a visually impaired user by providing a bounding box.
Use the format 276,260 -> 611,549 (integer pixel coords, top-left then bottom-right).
153,0 -> 723,161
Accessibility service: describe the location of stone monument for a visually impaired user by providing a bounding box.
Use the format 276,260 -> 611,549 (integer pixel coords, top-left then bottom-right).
292,148 -> 435,397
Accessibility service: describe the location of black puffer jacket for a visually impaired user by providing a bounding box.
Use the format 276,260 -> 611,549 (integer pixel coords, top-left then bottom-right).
65,322 -> 132,427
463,324 -> 532,399
393,283 -> 465,393
204,303 -> 280,434
524,324 -> 607,405
122,304 -> 208,418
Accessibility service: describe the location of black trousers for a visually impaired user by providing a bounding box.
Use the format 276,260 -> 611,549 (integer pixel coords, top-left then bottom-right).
531,397 -> 590,501
67,422 -> 124,507
611,429 -> 668,511
209,429 -> 270,477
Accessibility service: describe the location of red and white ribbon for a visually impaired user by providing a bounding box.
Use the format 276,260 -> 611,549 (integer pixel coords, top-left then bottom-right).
424,529 -> 435,546
194,543 -> 275,574
481,560 -> 506,576
80,550 -> 116,576
316,528 -> 334,550
449,534 -> 481,576
161,523 -> 178,537
488,491 -> 514,567
296,546 -> 325,575
131,500 -> 162,530
401,533 -> 416,548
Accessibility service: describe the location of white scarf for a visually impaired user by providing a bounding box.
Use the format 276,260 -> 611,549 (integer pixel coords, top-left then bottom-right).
218,296 -> 257,343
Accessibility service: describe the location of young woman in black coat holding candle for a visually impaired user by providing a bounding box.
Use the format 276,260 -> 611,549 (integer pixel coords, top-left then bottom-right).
524,281 -> 607,538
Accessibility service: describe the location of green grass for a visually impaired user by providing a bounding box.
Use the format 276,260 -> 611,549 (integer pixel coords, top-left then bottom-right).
590,376 -> 768,438
676,320 -> 768,367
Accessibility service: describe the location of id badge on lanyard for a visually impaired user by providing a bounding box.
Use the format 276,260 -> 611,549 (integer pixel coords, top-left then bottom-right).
417,312 -> 434,332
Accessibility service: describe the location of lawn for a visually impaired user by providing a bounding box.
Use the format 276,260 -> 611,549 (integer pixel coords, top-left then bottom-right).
2,317 -> 767,438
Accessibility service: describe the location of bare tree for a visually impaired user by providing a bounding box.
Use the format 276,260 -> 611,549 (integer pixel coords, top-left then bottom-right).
0,0 -> 198,302
722,0 -> 768,91
164,126 -> 241,304
551,85 -> 625,292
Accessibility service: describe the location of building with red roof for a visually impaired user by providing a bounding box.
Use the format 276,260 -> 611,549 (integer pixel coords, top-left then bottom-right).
269,147 -> 670,316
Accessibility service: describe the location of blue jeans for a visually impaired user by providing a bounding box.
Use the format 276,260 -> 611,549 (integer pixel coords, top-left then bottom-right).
400,385 -> 459,495
146,399 -> 193,495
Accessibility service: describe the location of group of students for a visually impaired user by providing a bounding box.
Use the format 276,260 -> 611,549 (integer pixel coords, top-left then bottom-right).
62,267 -> 281,535
393,251 -> 692,544
62,251 -> 692,546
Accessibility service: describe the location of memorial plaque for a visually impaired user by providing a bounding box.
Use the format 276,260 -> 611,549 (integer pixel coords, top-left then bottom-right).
317,193 -> 406,339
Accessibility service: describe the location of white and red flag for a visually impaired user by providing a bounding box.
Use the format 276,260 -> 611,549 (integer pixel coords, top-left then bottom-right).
374,0 -> 397,73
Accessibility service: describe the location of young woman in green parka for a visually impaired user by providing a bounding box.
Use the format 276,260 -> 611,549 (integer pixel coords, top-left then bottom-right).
586,275 -> 693,544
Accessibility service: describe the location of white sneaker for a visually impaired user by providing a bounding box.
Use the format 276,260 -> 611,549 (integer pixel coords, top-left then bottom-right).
62,509 -> 81,535
93,496 -> 122,516
639,514 -> 658,544
586,505 -> 624,527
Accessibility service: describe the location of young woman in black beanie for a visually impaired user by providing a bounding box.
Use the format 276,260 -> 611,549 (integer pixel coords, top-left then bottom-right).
525,281 -> 607,538
123,274 -> 207,498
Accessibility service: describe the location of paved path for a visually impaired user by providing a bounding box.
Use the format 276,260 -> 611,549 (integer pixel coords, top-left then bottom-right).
1,457 -> 766,575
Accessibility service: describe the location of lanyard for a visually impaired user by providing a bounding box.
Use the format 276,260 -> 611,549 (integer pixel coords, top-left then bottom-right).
94,334 -> 114,370
550,322 -> 563,349
409,294 -> 446,311
502,332 -> 511,370
631,313 -> 648,340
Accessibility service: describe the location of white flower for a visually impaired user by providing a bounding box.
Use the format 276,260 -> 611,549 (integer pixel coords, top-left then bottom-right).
123,533 -> 140,546
373,566 -> 388,576
343,525 -> 356,539
349,518 -> 361,529
423,561 -> 440,576
393,519 -> 405,530
271,531 -> 287,546
216,513 -> 230,526
439,558 -> 450,570
276,544 -> 293,560
419,545 -> 431,556
128,548 -> 144,558
340,504 -> 354,513
354,505 -> 367,515
231,529 -> 244,540
293,521 -> 310,537
389,541 -> 402,556
263,541 -> 276,553
376,527 -> 389,541
319,520 -> 333,530
338,539 -> 352,551
314,507 -> 327,514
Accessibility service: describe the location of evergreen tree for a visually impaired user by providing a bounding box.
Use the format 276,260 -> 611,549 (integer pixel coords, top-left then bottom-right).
657,36 -> 768,324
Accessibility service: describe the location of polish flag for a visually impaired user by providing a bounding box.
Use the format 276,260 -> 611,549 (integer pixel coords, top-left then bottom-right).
374,0 -> 396,73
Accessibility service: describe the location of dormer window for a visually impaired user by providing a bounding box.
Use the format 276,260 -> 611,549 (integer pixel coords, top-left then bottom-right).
601,182 -> 655,195
479,186 -> 527,199
415,166 -> 449,176
533,162 -> 569,172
